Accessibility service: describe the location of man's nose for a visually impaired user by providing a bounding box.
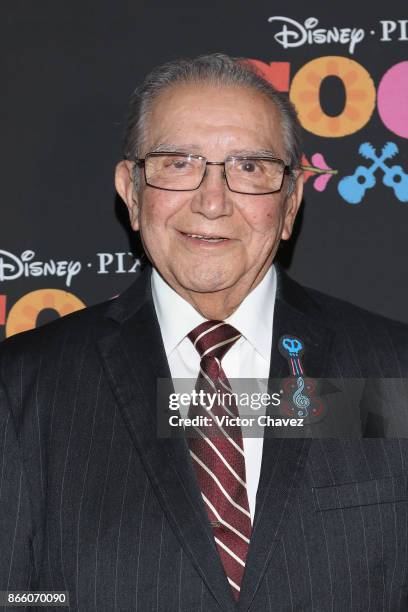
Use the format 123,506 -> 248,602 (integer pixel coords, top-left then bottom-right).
190,164 -> 233,218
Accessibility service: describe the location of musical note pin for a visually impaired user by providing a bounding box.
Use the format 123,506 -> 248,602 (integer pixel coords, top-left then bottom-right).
279,336 -> 309,417
278,335 -> 325,422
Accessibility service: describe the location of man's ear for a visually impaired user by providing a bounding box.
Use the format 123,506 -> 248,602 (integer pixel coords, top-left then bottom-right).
115,160 -> 140,231
281,170 -> 304,241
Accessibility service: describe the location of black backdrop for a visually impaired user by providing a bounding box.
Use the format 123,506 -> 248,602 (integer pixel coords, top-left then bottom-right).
1,1 -> 408,340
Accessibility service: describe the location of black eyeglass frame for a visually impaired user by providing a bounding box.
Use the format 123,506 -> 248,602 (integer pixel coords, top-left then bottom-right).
132,152 -> 292,195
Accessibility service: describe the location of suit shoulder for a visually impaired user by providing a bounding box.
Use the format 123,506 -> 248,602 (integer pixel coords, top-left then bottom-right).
278,268 -> 408,336
0,260 -> 151,374
306,285 -> 408,332
0,297 -> 116,360
286,279 -> 408,374
299,284 -> 408,361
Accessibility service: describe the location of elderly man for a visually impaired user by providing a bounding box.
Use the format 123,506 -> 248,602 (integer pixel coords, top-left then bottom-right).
1,54 -> 408,611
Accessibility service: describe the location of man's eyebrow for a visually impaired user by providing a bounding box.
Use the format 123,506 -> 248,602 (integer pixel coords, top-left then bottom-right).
148,144 -> 283,158
228,148 -> 281,158
149,143 -> 202,154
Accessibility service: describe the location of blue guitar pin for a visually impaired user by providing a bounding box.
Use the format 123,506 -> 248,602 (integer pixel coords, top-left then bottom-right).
278,335 -> 325,421
279,336 -> 309,417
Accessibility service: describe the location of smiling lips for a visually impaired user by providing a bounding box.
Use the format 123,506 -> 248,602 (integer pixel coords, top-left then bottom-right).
181,231 -> 229,243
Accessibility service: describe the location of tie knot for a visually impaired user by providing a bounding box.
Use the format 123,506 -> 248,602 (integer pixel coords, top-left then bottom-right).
188,320 -> 241,361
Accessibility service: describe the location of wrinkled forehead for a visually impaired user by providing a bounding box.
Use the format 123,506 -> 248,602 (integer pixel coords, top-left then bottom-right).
141,81 -> 287,159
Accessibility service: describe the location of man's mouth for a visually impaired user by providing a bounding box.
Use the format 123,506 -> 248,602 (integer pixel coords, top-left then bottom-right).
181,232 -> 229,243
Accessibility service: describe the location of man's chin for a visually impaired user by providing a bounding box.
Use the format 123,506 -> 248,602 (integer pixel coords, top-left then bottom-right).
175,272 -> 236,295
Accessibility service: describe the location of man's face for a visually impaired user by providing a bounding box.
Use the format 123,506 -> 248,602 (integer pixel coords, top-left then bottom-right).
117,82 -> 303,300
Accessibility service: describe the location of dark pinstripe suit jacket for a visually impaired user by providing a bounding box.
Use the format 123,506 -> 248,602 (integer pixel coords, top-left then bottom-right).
1,263 -> 408,612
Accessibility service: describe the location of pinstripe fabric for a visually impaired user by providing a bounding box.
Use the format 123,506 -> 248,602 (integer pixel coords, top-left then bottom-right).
1,263 -> 408,611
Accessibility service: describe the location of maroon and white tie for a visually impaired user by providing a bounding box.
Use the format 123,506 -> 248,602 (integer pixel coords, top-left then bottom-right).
186,320 -> 251,600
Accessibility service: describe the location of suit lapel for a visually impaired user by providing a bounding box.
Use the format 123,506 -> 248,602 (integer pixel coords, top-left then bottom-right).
238,266 -> 335,611
96,266 -> 237,612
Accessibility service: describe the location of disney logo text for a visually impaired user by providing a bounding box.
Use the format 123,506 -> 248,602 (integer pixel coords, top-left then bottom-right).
0,250 -> 81,287
267,16 -> 365,54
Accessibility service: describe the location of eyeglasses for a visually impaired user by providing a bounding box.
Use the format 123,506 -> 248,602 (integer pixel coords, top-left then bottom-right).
133,152 -> 291,195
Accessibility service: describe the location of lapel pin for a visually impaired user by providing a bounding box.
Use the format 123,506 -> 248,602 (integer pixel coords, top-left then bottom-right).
278,335 -> 325,422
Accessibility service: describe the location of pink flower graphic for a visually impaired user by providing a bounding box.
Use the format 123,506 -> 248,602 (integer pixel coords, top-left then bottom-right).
301,153 -> 338,192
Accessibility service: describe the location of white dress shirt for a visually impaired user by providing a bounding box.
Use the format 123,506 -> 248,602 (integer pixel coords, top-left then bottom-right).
151,265 -> 277,522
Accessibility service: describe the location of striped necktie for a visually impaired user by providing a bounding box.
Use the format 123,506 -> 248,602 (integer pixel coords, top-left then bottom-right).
186,320 -> 251,600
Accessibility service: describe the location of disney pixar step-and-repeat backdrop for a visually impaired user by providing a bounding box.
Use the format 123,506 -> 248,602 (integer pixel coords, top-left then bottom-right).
1,1 -> 408,340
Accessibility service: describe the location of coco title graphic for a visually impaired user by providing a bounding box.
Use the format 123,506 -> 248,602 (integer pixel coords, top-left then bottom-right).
251,16 -> 408,204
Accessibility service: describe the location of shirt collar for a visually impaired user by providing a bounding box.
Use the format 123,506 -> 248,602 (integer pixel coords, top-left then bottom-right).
151,265 -> 276,361
225,265 -> 276,361
152,270 -> 206,357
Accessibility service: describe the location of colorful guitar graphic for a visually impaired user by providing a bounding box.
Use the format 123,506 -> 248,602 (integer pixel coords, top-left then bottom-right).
338,142 -> 408,204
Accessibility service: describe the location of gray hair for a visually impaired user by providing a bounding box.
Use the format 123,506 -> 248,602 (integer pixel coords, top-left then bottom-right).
123,53 -> 303,192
